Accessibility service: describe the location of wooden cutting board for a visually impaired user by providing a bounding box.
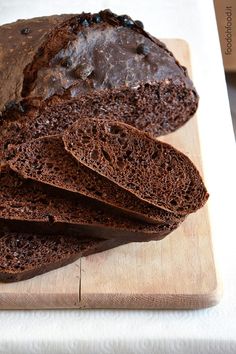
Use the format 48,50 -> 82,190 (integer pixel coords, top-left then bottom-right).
0,39 -> 220,309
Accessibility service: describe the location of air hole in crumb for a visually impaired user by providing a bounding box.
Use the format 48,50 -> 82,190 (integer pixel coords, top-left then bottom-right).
3,141 -> 9,150
170,199 -> 177,206
99,133 -> 106,142
92,126 -> 97,134
86,186 -> 96,192
48,215 -> 55,223
46,162 -> 54,169
95,190 -> 103,197
82,136 -> 90,144
118,138 -> 128,147
117,158 -> 125,168
151,151 -> 159,159
90,149 -> 99,161
124,150 -> 132,159
177,206 -> 184,212
109,125 -> 122,134
101,149 -> 111,162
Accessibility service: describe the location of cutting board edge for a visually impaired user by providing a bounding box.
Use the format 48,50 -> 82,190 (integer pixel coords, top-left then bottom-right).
0,38 -> 219,310
77,281 -> 222,309
0,281 -> 222,310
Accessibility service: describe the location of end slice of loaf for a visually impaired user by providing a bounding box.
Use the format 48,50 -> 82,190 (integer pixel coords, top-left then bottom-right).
0,10 -> 198,167
0,232 -> 127,282
63,118 -> 209,215
8,135 -> 182,224
0,10 -> 198,136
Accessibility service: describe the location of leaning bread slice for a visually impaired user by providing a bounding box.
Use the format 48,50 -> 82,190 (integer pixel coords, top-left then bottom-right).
8,136 -> 182,224
0,169 -> 180,242
0,232 -> 128,282
63,118 -> 209,215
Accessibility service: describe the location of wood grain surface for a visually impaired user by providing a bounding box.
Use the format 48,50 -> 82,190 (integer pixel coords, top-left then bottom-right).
0,39 -> 220,309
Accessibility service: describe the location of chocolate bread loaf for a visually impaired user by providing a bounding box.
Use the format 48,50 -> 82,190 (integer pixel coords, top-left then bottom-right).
8,135 -> 182,224
0,10 -> 198,165
0,10 -> 202,283
0,231 -> 128,282
63,118 -> 209,215
0,169 -> 180,241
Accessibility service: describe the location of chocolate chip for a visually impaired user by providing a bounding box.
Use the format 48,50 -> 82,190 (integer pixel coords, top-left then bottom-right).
134,20 -> 144,29
74,63 -> 93,80
61,57 -> 73,68
3,141 -> 9,150
5,101 -> 25,113
80,19 -> 90,27
106,81 -> 112,89
20,27 -> 31,35
14,124 -> 20,132
37,47 -> 44,57
104,9 -> 113,14
137,43 -> 149,55
69,20 -> 78,34
5,101 -> 17,110
92,14 -> 102,23
118,15 -> 134,28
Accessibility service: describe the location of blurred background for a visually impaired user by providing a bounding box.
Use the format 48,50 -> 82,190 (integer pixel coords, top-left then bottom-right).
214,0 -> 236,139
226,74 -> 236,137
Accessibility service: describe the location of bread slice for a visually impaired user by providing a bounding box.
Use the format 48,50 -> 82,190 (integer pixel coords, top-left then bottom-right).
0,169 -> 180,242
63,118 -> 209,215
8,135 -> 182,224
0,231 -> 127,282
0,10 -> 198,165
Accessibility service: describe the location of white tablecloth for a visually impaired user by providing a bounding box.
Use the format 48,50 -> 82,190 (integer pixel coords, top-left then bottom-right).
0,0 -> 236,353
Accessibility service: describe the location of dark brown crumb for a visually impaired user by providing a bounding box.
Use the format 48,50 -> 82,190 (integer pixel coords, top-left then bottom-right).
0,168 -> 181,241
8,135 -> 183,224
0,231 -> 128,282
63,118 -> 209,215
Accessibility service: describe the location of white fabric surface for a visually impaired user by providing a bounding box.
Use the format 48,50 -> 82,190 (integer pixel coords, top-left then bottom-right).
0,0 -> 236,353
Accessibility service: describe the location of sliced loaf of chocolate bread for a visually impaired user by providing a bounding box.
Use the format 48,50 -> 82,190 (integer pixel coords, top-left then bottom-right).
0,10 -> 198,165
0,231 -> 128,282
63,118 -> 209,215
8,135 -> 182,224
0,169 -> 180,241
